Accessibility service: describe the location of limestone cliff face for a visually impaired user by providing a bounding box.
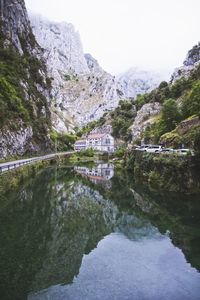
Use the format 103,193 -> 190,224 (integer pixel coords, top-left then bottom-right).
0,0 -> 52,158
30,14 -> 89,85
130,102 -> 162,142
30,14 -> 124,131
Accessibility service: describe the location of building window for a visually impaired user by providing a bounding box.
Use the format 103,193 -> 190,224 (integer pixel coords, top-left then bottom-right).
105,139 -> 110,144
105,170 -> 110,175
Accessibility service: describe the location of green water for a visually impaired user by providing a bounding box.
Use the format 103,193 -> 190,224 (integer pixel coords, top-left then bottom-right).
0,164 -> 200,300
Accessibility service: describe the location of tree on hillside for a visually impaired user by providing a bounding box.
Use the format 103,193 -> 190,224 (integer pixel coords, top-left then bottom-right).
182,81 -> 200,118
161,99 -> 180,132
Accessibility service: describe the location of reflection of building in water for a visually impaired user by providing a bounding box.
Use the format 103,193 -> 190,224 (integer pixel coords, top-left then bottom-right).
75,164 -> 114,184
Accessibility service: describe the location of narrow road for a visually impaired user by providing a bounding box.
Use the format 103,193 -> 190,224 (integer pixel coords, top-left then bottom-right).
0,151 -> 74,174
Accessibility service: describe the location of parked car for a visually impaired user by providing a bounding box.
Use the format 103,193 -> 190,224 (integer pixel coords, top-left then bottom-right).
146,145 -> 163,153
160,148 -> 174,153
135,145 -> 149,151
175,148 -> 194,156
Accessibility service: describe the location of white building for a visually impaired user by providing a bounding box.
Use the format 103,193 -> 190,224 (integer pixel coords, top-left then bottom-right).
74,133 -> 114,152
74,139 -> 86,151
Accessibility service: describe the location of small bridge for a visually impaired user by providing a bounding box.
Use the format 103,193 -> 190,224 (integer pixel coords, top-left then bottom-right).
0,151 -> 74,174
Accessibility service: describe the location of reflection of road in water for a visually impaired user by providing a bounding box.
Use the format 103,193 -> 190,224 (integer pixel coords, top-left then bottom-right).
74,163 -> 114,185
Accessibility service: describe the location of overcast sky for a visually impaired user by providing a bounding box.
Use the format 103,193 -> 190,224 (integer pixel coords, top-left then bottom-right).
25,0 -> 200,75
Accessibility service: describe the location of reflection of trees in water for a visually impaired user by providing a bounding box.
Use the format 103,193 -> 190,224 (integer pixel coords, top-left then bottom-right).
0,167 -> 117,299
0,170 -> 53,300
0,166 -> 200,300
101,171 -> 200,272
136,189 -> 200,272
73,167 -> 200,273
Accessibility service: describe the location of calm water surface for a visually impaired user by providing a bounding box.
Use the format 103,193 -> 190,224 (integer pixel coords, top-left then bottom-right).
0,163 -> 200,300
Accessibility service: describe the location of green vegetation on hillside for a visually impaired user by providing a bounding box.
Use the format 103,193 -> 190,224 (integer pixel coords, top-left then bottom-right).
138,64 -> 200,150
110,100 -> 136,141
50,131 -> 77,151
125,151 -> 200,193
0,32 -> 51,141
75,116 -> 107,137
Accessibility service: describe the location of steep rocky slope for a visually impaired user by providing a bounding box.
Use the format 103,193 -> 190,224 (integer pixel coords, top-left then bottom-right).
30,15 -> 124,131
0,0 -> 52,158
130,102 -> 162,142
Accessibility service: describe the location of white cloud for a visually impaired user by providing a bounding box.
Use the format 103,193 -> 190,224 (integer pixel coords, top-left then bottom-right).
25,0 -> 200,75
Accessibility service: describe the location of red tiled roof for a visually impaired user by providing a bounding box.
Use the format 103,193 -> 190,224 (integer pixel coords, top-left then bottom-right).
87,133 -> 106,139
75,139 -> 86,144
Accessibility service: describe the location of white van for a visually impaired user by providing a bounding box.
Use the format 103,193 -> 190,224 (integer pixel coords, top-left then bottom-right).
135,145 -> 149,151
146,145 -> 163,153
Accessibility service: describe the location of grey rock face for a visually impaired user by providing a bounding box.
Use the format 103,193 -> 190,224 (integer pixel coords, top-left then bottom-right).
84,53 -> 103,73
30,14 -> 124,130
130,102 -> 161,142
171,42 -> 200,83
183,42 -> 200,66
0,0 -> 39,54
0,126 -> 33,158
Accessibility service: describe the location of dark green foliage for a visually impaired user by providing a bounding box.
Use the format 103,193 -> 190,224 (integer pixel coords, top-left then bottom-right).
142,99 -> 181,144
0,34 -> 51,142
134,77 -> 192,109
158,81 -> 168,89
78,148 -> 95,157
170,77 -> 192,98
76,117 -> 106,137
138,62 -> 200,145
114,147 -> 126,158
134,82 -> 171,110
182,81 -> 200,118
161,99 -> 181,132
126,151 -> 200,193
50,131 -> 77,151
111,100 -> 136,141
0,77 -> 29,126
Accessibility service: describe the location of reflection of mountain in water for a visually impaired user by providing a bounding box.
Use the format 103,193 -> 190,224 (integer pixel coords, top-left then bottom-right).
115,214 -> 164,241
0,165 -> 200,300
74,163 -> 114,186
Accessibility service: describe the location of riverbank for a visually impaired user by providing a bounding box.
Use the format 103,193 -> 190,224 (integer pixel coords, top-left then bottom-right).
125,151 -> 200,194
0,158 -> 56,198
